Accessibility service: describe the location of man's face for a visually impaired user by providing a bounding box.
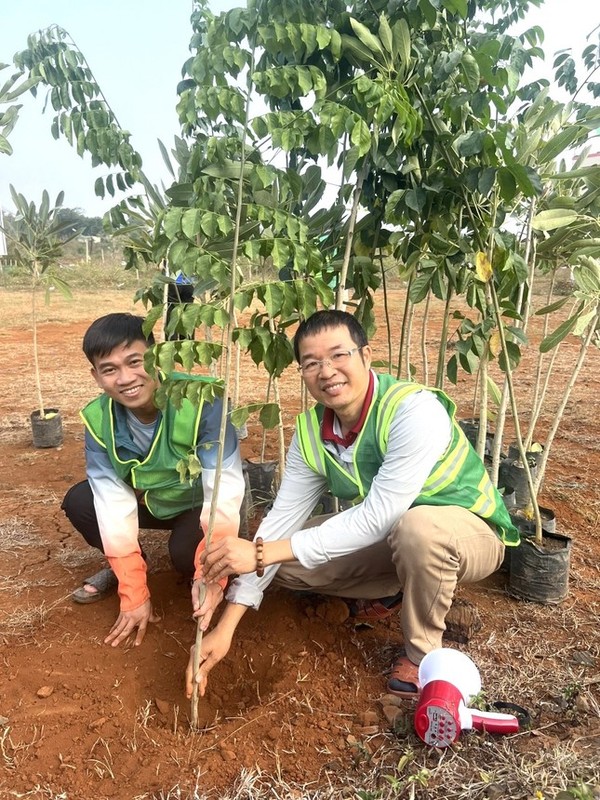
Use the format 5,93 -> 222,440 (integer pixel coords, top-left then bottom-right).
91,340 -> 159,423
297,325 -> 372,422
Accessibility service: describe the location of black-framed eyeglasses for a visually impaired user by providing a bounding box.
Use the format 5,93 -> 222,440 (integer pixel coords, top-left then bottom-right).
297,347 -> 363,375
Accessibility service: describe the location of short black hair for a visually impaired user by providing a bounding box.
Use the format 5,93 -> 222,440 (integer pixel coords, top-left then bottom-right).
293,310 -> 368,362
83,313 -> 154,365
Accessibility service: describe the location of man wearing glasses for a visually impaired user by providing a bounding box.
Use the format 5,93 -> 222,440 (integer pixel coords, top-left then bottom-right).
187,310 -> 518,698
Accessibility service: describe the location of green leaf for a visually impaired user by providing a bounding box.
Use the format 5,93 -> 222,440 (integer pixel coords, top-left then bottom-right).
392,19 -> 411,71
259,402 -> 281,429
532,208 -> 579,232
0,133 -> 13,155
538,125 -> 585,164
378,15 -> 393,55
94,176 -> 105,199
497,167 -> 517,203
540,312 -> 580,353
263,282 -> 284,317
350,118 -> 371,157
455,130 -> 485,157
573,306 -> 598,336
498,340 -> 521,371
535,297 -> 569,316
405,188 -> 426,213
182,209 -> 201,240
409,272 -> 432,303
349,18 -> 385,60
487,376 -> 502,406
461,53 -> 480,92
441,0 -> 468,17
478,167 -> 496,196
446,354 -> 458,384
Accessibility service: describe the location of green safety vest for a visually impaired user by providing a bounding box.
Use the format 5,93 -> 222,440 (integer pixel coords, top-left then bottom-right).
80,373 -> 210,519
296,374 -> 519,545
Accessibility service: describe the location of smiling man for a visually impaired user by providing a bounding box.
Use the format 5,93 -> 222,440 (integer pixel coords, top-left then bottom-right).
62,313 -> 244,648
186,309 -> 519,699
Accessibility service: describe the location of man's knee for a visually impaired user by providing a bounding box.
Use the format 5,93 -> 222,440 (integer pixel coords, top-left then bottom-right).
61,481 -> 94,525
390,506 -> 448,558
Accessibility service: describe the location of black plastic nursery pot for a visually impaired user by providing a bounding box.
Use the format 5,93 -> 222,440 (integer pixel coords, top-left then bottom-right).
508,530 -> 571,604
510,506 -> 556,536
458,417 -> 494,457
498,457 -> 538,508
507,442 -> 544,467
499,506 -> 557,573
30,408 -> 63,448
242,458 -> 278,504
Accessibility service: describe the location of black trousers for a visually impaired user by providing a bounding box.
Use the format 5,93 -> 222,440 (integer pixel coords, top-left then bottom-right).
61,481 -> 202,576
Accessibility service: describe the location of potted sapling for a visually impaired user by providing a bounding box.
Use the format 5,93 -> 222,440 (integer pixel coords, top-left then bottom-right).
1,186 -> 79,447
508,255 -> 600,603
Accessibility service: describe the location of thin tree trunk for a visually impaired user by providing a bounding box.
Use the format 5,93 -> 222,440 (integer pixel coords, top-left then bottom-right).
32,268 -> 45,419
476,346 -> 489,462
377,249 -> 393,373
268,315 -> 286,483
261,376 -> 272,464
420,291 -> 431,385
336,161 -> 368,310
489,280 -> 542,543
434,285 -> 453,390
396,277 -> 412,379
490,381 -> 509,487
404,299 -> 415,380
491,200 -> 535,483
524,267 -> 557,450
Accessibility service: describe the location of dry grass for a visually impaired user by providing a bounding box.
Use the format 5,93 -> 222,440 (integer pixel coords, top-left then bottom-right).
125,755 -> 600,800
0,516 -> 40,549
0,596 -> 67,640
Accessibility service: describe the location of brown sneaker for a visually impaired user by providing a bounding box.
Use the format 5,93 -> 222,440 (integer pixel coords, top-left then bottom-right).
347,591 -> 403,622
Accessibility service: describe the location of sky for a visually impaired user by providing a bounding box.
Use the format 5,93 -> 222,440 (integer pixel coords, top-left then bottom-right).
0,0 -> 598,218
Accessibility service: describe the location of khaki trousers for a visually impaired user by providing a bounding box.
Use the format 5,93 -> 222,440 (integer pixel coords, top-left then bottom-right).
273,505 -> 505,663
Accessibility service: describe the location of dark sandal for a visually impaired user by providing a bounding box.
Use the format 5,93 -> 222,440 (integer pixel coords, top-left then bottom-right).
348,591 -> 403,622
387,654 -> 420,698
71,568 -> 118,604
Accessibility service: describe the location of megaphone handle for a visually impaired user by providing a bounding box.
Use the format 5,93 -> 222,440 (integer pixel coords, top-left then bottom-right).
469,709 -> 519,734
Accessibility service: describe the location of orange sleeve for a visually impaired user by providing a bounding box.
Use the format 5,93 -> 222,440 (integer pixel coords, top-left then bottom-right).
107,552 -> 150,612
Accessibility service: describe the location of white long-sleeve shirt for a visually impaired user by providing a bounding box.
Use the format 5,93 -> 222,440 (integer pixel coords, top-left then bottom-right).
227,378 -> 451,610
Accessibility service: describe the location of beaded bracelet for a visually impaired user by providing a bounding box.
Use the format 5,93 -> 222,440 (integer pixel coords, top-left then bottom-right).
255,536 -> 264,578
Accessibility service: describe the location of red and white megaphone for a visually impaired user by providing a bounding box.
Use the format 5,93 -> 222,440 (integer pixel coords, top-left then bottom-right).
414,648 -> 520,748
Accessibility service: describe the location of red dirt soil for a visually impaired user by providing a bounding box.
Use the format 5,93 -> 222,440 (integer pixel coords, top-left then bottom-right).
0,288 -> 599,799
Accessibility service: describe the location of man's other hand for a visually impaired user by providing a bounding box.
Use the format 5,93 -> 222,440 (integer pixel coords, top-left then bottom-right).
185,627 -> 232,698
191,580 -> 223,631
104,599 -> 160,648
